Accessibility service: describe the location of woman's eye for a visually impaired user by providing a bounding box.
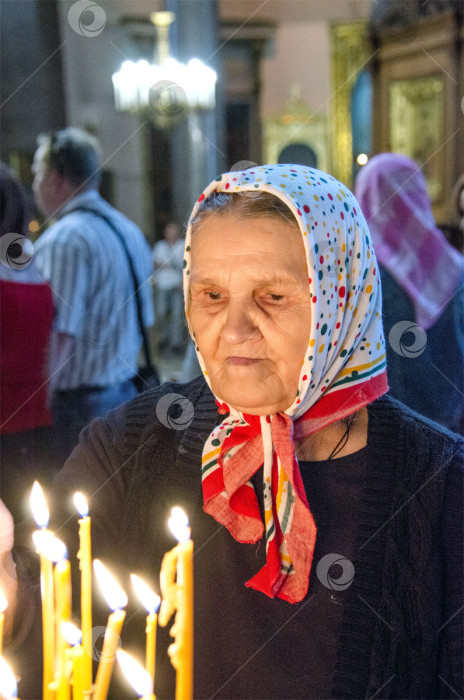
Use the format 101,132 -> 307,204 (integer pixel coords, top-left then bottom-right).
268,293 -> 284,302
207,291 -> 222,300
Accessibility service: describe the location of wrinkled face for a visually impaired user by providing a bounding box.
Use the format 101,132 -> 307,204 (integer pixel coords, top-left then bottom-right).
32,144 -> 58,217
189,214 -> 311,415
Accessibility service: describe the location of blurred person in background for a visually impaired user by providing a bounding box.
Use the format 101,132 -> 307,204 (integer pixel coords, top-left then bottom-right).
152,221 -> 185,355
32,127 -> 154,460
0,163 -> 55,522
355,153 -> 464,434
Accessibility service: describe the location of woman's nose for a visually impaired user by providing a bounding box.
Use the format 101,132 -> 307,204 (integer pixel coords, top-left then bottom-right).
220,300 -> 260,345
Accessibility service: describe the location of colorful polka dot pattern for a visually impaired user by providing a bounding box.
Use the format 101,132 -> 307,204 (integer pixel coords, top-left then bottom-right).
185,163 -> 388,602
184,163 -> 386,419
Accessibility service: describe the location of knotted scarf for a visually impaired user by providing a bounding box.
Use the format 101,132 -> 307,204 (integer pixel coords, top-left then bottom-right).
184,164 -> 388,603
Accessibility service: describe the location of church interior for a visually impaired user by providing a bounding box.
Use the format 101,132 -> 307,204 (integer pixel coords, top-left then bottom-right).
0,2 -> 463,698
1,0 -> 463,247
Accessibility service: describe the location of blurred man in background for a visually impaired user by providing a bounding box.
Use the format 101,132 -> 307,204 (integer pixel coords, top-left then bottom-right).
32,127 -> 154,459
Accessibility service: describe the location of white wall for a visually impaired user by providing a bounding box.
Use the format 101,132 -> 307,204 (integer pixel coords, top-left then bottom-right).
55,1 -> 365,232
261,21 -> 331,120
56,0 -> 149,234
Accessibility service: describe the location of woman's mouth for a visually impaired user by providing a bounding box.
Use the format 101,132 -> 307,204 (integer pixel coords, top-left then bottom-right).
226,356 -> 261,366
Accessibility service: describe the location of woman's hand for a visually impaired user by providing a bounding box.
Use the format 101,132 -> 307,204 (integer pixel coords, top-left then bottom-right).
0,499 -> 18,640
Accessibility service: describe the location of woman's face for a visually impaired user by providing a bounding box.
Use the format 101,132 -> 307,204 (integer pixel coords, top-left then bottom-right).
189,213 -> 311,415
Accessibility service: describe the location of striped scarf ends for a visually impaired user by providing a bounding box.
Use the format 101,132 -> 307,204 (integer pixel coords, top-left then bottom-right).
202,406 -> 317,604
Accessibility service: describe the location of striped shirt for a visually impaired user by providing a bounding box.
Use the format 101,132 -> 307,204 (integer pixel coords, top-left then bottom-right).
34,190 -> 154,390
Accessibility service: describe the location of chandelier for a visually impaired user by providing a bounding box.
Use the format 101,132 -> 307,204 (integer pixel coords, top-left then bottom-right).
112,11 -> 217,128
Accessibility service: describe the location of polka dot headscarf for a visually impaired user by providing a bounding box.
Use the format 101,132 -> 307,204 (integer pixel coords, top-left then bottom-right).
183,164 -> 388,603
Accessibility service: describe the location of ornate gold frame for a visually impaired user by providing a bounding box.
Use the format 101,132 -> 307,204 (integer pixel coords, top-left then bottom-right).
329,21 -> 370,188
389,76 -> 444,202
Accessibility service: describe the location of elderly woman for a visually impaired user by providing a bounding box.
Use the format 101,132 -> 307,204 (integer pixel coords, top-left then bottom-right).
355,153 -> 464,433
3,164 -> 463,698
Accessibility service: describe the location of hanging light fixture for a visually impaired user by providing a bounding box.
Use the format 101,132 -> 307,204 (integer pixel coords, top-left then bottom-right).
112,11 -> 217,128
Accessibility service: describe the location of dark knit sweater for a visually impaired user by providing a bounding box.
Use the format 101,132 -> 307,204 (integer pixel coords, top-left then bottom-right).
14,377 -> 463,699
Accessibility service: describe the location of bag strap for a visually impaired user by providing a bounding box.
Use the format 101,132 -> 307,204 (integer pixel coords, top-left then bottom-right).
72,207 -> 153,371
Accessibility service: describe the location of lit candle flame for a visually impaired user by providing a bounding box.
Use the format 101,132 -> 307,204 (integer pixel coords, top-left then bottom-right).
30,481 -> 49,528
93,560 -> 128,611
130,575 -> 160,614
116,649 -> 153,696
0,588 -> 7,613
32,530 -> 67,562
0,657 -> 17,698
168,506 -> 190,543
61,621 -> 82,646
73,492 -> 89,518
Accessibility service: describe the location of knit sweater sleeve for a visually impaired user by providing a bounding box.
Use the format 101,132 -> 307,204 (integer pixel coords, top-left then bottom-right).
50,379 -> 208,563
437,444 -> 464,699
51,400 -> 131,562
359,396 -> 464,700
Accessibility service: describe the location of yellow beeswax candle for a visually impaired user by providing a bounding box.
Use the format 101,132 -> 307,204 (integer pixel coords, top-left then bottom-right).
159,507 -> 194,700
175,538 -> 193,700
74,492 -> 92,692
41,553 -> 55,699
93,560 -> 128,700
62,622 -> 85,700
71,644 -> 85,700
93,609 -> 126,700
34,532 -> 68,700
130,574 -> 160,692
54,558 -> 72,700
146,612 -> 157,689
116,649 -> 155,699
30,482 -> 55,700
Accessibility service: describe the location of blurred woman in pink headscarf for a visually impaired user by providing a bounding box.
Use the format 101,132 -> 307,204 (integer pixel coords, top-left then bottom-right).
355,153 -> 463,434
